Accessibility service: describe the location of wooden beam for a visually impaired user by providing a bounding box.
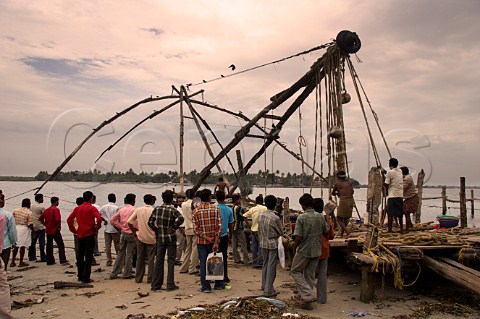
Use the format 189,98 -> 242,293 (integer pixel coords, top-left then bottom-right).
415,169 -> 425,223
442,186 -> 447,215
360,266 -> 376,303
262,114 -> 283,121
423,255 -> 480,294
460,177 -> 467,228
471,190 -> 475,218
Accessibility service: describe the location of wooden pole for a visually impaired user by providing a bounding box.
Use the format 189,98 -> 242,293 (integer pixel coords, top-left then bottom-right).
460,177 -> 467,228
441,186 -> 447,215
471,190 -> 475,218
179,88 -> 185,193
414,169 -> 425,224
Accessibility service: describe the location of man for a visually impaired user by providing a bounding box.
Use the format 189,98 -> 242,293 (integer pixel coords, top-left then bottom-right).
179,189 -> 199,275
128,194 -> 156,283
99,193 -> 120,266
401,166 -> 418,232
110,193 -> 136,279
91,195 -> 101,257
39,197 -> 68,265
0,193 -> 17,271
214,177 -> 230,194
193,189 -> 223,293
67,191 -> 102,283
313,198 -> 334,304
0,211 -> 14,319
29,193 -> 46,262
216,191 -> 234,283
332,171 -> 354,238
384,158 -> 404,233
243,195 -> 267,268
148,190 -> 184,292
258,195 -> 283,295
11,198 -> 34,267
291,194 -> 330,310
175,195 -> 186,266
231,194 -> 250,265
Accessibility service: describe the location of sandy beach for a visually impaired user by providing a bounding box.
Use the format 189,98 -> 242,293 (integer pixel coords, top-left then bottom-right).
8,241 -> 480,319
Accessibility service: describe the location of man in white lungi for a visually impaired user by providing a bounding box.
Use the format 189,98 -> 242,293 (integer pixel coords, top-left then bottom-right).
11,198 -> 34,267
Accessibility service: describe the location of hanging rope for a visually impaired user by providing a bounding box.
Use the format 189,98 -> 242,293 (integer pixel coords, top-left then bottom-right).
297,106 -> 306,193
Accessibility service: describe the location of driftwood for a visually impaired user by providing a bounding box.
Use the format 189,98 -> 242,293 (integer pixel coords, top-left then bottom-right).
423,255 -> 480,295
53,281 -> 94,289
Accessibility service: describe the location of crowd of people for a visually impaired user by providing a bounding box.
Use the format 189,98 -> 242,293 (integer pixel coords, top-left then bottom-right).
0,159 -> 419,316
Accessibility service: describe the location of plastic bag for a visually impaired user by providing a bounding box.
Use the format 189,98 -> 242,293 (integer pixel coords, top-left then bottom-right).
206,252 -> 224,280
277,237 -> 285,268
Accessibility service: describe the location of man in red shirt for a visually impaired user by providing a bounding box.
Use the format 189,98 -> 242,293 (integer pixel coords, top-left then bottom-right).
39,197 -> 68,265
67,191 -> 102,283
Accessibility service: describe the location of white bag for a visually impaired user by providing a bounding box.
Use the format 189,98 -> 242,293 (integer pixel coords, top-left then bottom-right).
277,237 -> 285,268
206,252 -> 224,280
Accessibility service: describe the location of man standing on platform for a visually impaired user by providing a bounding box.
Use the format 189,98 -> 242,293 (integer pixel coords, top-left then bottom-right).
258,195 -> 283,295
39,197 -> 68,265
384,158 -> 404,233
128,194 -> 156,284
243,195 -> 267,268
179,189 -> 199,275
148,190 -> 184,292
332,171 -> 354,238
193,189 -> 223,293
291,194 -> 330,310
110,193 -> 136,279
67,191 -> 102,283
99,193 -> 120,266
29,193 -> 46,262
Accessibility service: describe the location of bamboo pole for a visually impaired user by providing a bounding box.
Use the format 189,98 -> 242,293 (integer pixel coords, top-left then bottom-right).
235,150 -> 247,204
460,177 -> 467,228
414,169 -> 425,223
179,89 -> 185,193
471,190 -> 475,218
442,186 -> 447,215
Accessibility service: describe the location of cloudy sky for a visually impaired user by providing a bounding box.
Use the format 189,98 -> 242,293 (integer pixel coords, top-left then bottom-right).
1,0 -> 479,186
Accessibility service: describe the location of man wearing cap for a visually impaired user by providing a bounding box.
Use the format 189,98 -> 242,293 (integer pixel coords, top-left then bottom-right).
332,171 -> 354,238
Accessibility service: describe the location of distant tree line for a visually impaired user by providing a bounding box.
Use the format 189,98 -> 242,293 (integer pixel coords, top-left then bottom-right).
33,169 -> 361,188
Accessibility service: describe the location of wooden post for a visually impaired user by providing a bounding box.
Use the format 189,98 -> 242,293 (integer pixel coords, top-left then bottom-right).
460,177 -> 467,228
366,167 -> 382,225
471,190 -> 475,218
414,169 -> 425,223
179,89 -> 185,193
360,266 -> 376,303
235,150 -> 248,201
442,186 -> 447,215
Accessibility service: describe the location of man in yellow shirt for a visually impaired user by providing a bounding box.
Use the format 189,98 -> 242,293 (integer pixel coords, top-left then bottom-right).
243,195 -> 267,268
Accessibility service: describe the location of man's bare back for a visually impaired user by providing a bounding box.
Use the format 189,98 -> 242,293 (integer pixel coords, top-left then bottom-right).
332,179 -> 354,197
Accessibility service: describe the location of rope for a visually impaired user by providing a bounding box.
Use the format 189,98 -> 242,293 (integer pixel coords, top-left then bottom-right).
402,262 -> 422,287
297,106 -> 306,193
186,41 -> 335,87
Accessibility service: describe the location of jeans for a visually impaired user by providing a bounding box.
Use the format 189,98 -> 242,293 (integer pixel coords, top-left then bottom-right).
291,252 -> 319,302
232,229 -> 249,263
197,243 -> 224,291
316,258 -> 328,304
219,235 -> 229,281
261,248 -> 278,294
46,230 -> 67,265
151,242 -> 176,290
111,232 -> 136,278
251,232 -> 263,266
77,235 -> 95,283
135,241 -> 155,283
28,229 -> 46,261
104,232 -> 120,263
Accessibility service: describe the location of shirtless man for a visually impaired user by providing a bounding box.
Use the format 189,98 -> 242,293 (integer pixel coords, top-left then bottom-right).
214,177 -> 230,195
332,171 -> 354,238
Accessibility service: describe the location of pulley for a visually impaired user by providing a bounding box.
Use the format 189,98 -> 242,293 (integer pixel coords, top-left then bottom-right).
341,91 -> 351,104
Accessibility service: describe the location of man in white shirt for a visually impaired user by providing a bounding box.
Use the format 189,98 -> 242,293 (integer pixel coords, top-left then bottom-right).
128,194 -> 156,283
99,194 -> 120,266
179,189 -> 199,275
384,158 -> 404,233
28,193 -> 46,262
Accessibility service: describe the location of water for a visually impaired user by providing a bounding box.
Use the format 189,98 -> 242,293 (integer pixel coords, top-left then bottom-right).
0,181 -> 477,228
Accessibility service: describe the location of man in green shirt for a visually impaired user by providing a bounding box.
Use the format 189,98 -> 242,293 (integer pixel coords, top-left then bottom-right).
291,193 -> 330,310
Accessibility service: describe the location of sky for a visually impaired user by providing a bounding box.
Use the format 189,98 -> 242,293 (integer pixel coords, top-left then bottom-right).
0,0 -> 479,186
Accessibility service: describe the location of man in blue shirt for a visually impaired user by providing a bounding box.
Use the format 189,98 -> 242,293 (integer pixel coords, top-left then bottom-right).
216,191 -> 234,284
0,193 -> 17,271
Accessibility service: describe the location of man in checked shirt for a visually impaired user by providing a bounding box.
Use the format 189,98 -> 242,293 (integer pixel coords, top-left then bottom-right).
193,189 -> 223,293
148,190 -> 184,292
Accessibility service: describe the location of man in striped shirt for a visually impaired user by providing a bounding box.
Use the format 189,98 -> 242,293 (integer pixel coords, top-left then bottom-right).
193,189 -> 223,293
148,190 -> 184,292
